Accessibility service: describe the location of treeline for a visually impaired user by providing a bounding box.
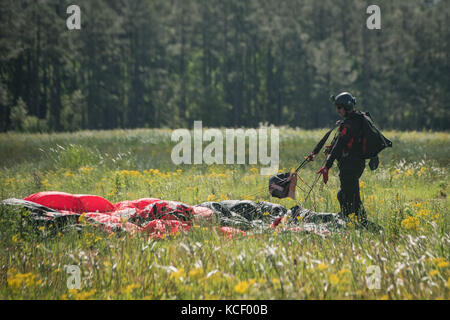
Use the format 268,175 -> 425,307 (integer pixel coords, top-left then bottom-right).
0,0 -> 449,132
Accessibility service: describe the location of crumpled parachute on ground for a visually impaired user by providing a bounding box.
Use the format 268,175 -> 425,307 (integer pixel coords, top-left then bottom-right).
1,191 -> 348,239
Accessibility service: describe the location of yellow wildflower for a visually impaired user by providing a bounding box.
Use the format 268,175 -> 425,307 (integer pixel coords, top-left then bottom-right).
250,168 -> 259,174
234,281 -> 250,294
170,268 -> 186,281
401,216 -> 420,230
220,194 -> 230,200
73,289 -> 96,300
429,269 -> 439,277
7,278 -> 22,290
79,166 -> 94,174
189,268 -> 204,280
338,269 -> 350,276
272,278 -> 281,289
78,212 -> 86,223
258,279 -> 267,284
68,289 -> 78,295
329,274 -> 339,285
412,202 -> 422,209
7,271 -> 39,290
318,263 -> 328,271
123,283 -> 140,295
417,167 -> 427,176
417,209 -> 431,219
431,257 -> 445,264
42,179 -> 51,188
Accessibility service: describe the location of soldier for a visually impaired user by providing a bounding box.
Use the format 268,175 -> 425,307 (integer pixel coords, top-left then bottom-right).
316,92 -> 377,226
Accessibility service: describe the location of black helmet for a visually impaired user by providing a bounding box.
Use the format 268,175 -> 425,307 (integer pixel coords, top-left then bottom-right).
330,92 -> 356,111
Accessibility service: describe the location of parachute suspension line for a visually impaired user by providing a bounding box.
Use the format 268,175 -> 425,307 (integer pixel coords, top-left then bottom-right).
241,177 -> 281,199
271,125 -> 341,191
223,124 -> 341,206
296,174 -> 313,193
304,127 -> 339,209
290,127 -> 341,207
300,157 -> 327,209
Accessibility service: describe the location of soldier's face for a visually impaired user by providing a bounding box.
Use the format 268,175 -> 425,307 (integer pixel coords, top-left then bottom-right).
336,106 -> 346,118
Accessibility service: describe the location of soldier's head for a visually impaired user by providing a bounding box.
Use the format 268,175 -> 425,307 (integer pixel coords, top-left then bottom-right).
330,92 -> 356,117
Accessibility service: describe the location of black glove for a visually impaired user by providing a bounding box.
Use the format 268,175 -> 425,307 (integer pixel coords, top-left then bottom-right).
369,156 -> 379,171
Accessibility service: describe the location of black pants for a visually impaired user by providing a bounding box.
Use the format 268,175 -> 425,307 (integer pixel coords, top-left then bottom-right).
337,155 -> 366,221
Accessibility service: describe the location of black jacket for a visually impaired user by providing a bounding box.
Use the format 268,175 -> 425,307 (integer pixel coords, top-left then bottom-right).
325,111 -> 364,169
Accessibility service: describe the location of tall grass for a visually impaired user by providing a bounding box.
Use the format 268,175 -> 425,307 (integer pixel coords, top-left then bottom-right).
0,128 -> 448,299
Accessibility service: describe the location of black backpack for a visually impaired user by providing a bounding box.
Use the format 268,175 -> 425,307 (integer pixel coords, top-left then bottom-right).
358,111 -> 392,159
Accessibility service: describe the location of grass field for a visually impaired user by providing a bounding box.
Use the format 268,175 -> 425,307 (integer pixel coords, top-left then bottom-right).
0,128 -> 449,299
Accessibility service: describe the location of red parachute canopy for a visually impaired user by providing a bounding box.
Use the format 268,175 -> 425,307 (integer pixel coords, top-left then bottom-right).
20,191 -> 237,240
24,191 -> 115,213
24,192 -> 83,213
114,198 -> 160,211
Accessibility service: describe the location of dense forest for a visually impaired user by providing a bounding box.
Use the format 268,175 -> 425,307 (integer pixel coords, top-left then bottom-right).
0,0 -> 449,132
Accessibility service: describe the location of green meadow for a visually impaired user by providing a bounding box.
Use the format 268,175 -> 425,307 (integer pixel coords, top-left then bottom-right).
0,128 -> 449,299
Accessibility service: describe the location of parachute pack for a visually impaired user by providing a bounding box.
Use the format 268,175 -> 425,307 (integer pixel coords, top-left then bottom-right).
269,172 -> 297,199
358,111 -> 392,159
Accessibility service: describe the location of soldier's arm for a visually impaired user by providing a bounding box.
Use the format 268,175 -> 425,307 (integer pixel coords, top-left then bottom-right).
325,122 -> 353,168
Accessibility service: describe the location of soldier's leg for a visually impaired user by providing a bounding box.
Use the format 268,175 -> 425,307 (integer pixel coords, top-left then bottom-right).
353,159 -> 367,222
338,158 -> 365,219
338,172 -> 358,217
352,175 -> 367,223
